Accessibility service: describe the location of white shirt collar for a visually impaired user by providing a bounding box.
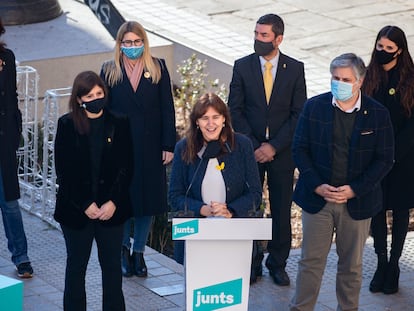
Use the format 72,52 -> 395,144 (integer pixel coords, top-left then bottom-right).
331,90 -> 362,113
259,53 -> 279,71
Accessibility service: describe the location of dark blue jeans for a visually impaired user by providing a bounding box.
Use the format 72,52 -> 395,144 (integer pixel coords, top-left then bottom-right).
0,166 -> 30,266
61,222 -> 125,311
122,216 -> 152,253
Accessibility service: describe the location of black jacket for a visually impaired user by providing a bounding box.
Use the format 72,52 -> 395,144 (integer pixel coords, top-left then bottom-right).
54,111 -> 133,229
0,48 -> 22,201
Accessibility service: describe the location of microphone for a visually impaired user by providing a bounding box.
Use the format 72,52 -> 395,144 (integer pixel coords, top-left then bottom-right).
172,141 -> 222,218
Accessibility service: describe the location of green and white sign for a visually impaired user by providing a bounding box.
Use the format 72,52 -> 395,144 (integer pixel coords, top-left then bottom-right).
172,219 -> 199,239
193,278 -> 242,310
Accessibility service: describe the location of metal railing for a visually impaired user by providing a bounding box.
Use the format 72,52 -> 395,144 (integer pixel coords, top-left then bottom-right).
16,65 -> 70,228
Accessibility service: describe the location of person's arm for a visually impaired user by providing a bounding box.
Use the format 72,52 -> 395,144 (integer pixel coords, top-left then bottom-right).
158,59 -> 177,154
393,112 -> 414,163
228,61 -> 260,149
226,137 -> 262,217
107,116 -> 133,209
54,117 -> 94,212
269,61 -> 307,154
168,141 -> 205,217
292,102 -> 325,192
349,107 -> 395,197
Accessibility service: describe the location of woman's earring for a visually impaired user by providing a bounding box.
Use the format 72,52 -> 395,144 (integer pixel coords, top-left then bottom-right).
222,123 -> 225,128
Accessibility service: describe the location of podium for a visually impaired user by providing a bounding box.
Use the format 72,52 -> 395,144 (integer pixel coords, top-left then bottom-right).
172,218 -> 272,311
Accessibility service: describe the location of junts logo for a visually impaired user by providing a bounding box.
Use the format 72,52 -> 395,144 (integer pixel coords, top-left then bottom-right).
172,219 -> 199,239
193,278 -> 242,310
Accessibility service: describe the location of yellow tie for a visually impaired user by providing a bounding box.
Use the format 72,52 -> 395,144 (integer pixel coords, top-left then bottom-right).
264,61 -> 273,103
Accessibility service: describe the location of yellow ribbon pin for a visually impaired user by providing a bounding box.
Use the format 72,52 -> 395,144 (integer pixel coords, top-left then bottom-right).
215,162 -> 225,171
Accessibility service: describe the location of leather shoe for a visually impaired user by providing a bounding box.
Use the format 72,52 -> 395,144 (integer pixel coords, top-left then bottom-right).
266,258 -> 290,286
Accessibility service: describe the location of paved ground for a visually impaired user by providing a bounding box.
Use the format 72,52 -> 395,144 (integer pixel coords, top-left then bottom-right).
1,209 -> 414,310
2,0 -> 414,310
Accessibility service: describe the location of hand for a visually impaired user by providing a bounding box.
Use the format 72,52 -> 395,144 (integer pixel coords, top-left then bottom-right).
162,151 -> 174,165
98,200 -> 116,221
254,143 -> 276,163
84,202 -> 101,219
210,201 -> 233,218
315,184 -> 355,204
334,185 -> 355,203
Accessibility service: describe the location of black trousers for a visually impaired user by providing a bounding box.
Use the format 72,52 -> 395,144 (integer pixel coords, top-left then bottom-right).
258,162 -> 294,268
61,222 -> 125,311
371,208 -> 410,260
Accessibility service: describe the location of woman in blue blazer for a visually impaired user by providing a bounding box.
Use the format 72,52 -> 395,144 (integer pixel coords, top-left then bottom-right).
169,93 -> 262,266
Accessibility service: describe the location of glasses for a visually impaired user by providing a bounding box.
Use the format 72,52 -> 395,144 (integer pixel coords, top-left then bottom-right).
121,39 -> 144,47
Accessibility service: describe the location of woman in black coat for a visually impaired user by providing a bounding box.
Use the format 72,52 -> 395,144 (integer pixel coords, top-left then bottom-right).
363,25 -> 414,295
100,21 -> 176,278
54,71 -> 133,311
0,17 -> 33,278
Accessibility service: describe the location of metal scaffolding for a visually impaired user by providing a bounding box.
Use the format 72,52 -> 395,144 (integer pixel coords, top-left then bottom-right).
16,65 -> 71,228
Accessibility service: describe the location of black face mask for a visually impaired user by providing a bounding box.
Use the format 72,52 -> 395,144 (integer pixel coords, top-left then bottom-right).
81,98 -> 106,114
375,49 -> 398,65
254,39 -> 275,57
202,140 -> 222,159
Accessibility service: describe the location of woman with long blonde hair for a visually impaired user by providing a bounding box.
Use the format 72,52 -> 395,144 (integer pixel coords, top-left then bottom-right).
100,21 -> 176,278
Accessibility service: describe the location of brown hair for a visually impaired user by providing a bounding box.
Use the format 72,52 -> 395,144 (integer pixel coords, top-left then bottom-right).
183,93 -> 234,163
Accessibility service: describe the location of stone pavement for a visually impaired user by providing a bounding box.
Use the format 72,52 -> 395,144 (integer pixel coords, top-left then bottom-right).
1,208 -> 414,310
1,0 -> 414,310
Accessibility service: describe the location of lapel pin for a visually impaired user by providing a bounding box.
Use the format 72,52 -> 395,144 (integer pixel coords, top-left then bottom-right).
144,71 -> 151,78
107,137 -> 112,143
389,88 -> 395,95
364,110 -> 368,115
283,63 -> 287,69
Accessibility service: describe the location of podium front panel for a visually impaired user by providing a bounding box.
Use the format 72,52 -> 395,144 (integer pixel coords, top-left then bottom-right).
185,240 -> 252,310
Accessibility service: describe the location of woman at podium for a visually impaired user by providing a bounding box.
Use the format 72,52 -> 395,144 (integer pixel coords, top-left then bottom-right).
169,93 -> 262,263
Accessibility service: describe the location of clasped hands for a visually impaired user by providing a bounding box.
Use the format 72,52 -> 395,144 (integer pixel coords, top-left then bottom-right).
85,200 -> 116,221
200,201 -> 232,218
255,143 -> 276,163
315,184 -> 355,204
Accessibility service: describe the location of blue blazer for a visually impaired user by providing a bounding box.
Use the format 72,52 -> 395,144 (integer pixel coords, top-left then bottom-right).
168,133 -> 262,217
292,92 -> 394,220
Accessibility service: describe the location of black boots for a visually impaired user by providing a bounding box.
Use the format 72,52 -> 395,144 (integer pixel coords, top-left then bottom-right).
132,252 -> 148,277
369,253 -> 400,294
121,246 -> 133,277
383,260 -> 400,294
369,253 -> 387,292
122,247 -> 148,278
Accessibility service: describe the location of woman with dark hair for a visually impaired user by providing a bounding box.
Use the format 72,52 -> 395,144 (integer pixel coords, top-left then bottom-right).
168,93 -> 262,271
363,25 -> 414,295
0,17 -> 34,278
54,71 -> 133,310
100,21 -> 176,278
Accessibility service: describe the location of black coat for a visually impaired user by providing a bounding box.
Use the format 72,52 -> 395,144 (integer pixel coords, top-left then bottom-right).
101,59 -> 176,216
0,48 -> 22,201
374,68 -> 414,210
53,111 -> 133,229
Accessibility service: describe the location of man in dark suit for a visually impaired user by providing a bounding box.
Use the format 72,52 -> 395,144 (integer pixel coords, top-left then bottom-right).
228,13 -> 307,286
290,53 -> 394,310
